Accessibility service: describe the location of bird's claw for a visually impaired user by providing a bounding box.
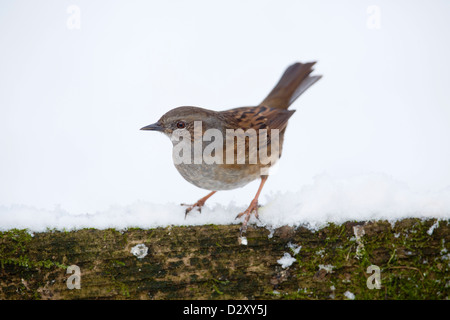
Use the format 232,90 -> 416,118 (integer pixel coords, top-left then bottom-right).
181,191 -> 216,219
181,201 -> 204,219
236,201 -> 260,234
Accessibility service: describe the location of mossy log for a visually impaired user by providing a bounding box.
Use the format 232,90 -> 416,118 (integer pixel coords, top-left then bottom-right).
0,218 -> 449,300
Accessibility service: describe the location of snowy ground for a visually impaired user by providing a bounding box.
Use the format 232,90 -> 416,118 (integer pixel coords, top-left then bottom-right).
1,173 -> 449,232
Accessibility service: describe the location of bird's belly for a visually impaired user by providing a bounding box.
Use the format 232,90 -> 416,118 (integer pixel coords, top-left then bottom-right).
174,163 -> 261,191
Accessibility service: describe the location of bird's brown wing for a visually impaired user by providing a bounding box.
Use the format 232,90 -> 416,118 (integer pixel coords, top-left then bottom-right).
219,106 -> 295,166
221,105 -> 295,131
260,62 -> 322,109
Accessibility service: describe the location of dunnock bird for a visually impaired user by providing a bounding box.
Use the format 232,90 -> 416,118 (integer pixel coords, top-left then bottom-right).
141,62 -> 321,233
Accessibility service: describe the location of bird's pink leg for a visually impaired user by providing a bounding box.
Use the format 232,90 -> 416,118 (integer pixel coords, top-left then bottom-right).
236,176 -> 268,233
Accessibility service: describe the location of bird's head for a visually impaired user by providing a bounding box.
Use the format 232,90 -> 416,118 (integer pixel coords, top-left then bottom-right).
141,106 -> 220,142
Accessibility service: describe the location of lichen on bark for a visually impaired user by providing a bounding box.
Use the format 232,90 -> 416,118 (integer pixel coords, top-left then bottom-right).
0,218 -> 448,299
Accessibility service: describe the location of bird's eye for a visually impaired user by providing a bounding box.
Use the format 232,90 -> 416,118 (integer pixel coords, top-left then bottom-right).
176,121 -> 186,129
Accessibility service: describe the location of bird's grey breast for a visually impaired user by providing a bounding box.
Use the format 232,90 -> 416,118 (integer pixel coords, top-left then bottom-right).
170,137 -> 260,190
174,162 -> 260,191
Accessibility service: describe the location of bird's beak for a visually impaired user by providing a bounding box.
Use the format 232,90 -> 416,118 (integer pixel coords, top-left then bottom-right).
140,122 -> 164,132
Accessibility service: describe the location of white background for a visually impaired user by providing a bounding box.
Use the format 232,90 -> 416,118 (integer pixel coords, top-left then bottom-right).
1,0 -> 449,217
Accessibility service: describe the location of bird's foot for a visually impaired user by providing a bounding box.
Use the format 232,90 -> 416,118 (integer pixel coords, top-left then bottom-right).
236,199 -> 260,234
181,199 -> 206,218
181,191 -> 217,219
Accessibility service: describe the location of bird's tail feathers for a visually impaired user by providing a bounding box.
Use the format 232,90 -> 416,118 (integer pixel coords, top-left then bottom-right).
260,62 -> 322,109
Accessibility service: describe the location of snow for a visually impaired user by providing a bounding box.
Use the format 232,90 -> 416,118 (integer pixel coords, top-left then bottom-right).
427,220 -> 440,235
319,264 -> 335,273
344,291 -> 355,300
238,236 -> 248,246
288,242 -> 302,255
259,173 -> 450,231
277,253 -> 297,269
130,244 -> 148,259
0,173 -> 449,232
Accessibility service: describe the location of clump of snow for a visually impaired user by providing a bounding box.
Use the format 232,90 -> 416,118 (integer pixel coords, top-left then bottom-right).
427,220 -> 440,235
130,243 -> 148,259
288,242 -> 302,255
239,236 -> 248,246
277,252 -> 297,269
0,173 -> 449,232
329,285 -> 336,299
319,264 -> 335,273
315,249 -> 325,258
344,291 -> 355,300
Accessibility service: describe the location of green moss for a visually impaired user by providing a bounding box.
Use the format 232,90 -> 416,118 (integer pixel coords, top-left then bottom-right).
0,229 -> 67,270
209,278 -> 230,296
284,219 -> 449,300
1,220 -> 448,300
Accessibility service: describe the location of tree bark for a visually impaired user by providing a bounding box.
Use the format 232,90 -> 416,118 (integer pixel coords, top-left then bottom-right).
0,218 -> 448,299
